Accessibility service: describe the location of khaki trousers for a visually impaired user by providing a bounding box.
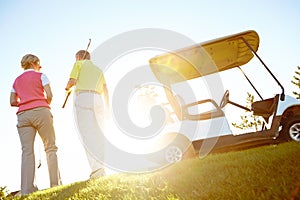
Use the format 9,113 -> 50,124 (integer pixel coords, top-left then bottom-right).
17,107 -> 61,194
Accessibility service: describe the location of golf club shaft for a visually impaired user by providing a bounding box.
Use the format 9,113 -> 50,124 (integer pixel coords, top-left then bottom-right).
82,38 -> 91,59
62,92 -> 71,108
37,137 -> 42,169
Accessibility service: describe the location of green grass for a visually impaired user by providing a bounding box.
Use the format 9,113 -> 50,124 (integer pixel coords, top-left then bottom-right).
6,142 -> 300,200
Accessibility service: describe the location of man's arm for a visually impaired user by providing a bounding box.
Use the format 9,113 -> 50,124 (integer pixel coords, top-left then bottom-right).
103,84 -> 109,110
65,78 -> 77,91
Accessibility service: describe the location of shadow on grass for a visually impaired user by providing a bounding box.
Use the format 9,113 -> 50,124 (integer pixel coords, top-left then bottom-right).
7,180 -> 89,200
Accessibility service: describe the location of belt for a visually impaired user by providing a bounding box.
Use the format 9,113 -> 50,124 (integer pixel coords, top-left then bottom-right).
76,90 -> 101,95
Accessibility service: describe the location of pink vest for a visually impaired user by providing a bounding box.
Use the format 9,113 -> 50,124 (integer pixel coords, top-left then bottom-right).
13,71 -> 50,114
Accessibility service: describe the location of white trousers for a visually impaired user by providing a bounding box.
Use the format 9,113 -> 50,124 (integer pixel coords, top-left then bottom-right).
74,92 -> 106,176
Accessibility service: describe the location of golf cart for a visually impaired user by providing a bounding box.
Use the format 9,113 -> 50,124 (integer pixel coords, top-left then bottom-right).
148,30 -> 300,164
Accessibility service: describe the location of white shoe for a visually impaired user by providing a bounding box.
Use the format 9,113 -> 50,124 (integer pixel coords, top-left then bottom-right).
90,168 -> 106,179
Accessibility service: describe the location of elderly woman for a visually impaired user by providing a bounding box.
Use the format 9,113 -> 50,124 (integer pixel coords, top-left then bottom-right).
10,54 -> 61,195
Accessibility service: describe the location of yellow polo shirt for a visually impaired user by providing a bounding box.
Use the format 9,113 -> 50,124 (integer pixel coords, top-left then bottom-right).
69,60 -> 106,94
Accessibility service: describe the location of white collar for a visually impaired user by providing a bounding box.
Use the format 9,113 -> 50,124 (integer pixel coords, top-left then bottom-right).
24,69 -> 35,72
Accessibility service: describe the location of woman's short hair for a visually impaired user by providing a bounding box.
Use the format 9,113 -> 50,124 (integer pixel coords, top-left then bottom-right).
21,54 -> 40,70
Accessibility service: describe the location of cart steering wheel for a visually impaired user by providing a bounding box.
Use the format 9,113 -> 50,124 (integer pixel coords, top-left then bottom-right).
220,90 -> 230,108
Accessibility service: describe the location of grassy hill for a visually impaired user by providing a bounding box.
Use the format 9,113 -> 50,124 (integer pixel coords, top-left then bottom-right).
6,141 -> 300,200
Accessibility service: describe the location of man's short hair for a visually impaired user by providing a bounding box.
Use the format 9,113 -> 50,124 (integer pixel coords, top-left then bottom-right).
76,50 -> 91,60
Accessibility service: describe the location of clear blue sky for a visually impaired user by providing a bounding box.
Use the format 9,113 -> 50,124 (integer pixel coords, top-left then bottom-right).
0,0 -> 299,192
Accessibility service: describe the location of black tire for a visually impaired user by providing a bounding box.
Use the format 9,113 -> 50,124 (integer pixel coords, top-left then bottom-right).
281,116 -> 300,142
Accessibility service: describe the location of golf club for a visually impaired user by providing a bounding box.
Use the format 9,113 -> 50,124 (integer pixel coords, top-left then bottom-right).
62,39 -> 91,108
37,140 -> 42,169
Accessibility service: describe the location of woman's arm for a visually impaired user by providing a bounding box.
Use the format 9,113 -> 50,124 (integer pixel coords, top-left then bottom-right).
43,84 -> 53,104
10,92 -> 19,107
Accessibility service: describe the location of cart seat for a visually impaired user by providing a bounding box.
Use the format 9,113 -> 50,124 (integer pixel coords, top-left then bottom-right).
251,96 -> 277,121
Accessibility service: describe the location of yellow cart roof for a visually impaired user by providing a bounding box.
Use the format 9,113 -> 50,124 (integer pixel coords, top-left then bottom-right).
149,30 -> 259,84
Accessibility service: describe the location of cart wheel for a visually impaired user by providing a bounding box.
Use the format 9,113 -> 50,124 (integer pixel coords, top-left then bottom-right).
165,145 -> 183,163
164,140 -> 195,164
281,116 -> 300,142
